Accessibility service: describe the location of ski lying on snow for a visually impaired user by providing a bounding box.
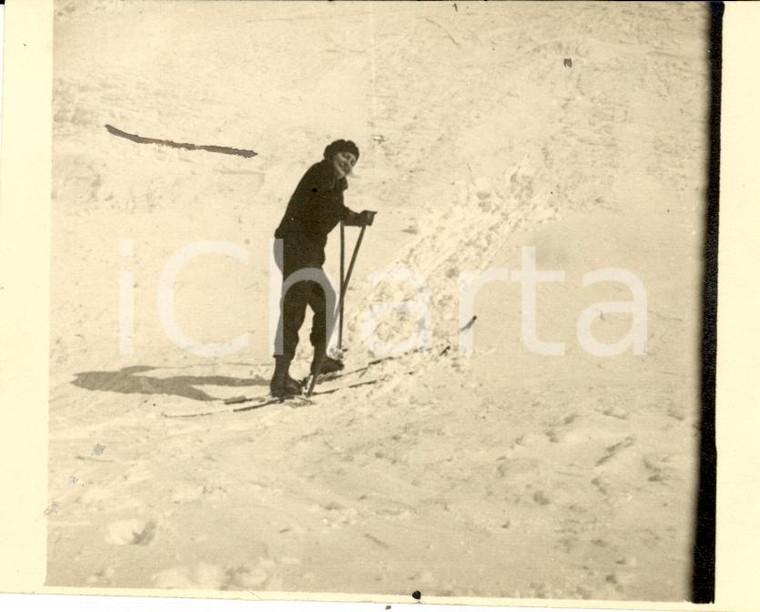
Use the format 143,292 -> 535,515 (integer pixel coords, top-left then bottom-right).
302,342 -> 452,388
161,362 -> 380,418
161,371 -> 413,418
160,335 -> 461,419
161,394 -> 313,418
219,347 -> 439,407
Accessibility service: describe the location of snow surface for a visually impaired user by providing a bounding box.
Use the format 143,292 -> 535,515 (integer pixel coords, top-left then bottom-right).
48,0 -> 708,602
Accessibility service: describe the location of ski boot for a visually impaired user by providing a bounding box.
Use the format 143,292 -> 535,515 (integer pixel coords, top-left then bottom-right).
310,352 -> 344,377
270,357 -> 303,398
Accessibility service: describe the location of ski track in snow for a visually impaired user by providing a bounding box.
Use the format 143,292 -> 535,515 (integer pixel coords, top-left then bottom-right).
48,0 -> 706,601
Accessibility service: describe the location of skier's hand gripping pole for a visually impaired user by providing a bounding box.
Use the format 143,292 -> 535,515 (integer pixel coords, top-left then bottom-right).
360,210 -> 377,226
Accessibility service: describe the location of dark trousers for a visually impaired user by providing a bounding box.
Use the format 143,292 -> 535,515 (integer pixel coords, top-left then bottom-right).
273,237 -> 334,362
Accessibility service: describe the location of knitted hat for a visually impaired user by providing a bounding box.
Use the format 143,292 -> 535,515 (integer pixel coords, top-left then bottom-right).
324,139 -> 360,161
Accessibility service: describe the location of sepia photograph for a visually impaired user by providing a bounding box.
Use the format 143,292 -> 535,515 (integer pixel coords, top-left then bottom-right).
43,0 -> 714,604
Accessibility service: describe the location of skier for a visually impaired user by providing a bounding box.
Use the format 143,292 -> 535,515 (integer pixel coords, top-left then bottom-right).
271,139 -> 376,398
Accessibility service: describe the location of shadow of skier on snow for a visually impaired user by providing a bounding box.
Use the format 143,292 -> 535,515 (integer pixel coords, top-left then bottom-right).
71,365 -> 268,402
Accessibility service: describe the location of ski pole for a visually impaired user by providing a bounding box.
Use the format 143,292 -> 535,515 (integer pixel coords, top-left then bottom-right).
307,223 -> 368,396
338,220 -> 345,350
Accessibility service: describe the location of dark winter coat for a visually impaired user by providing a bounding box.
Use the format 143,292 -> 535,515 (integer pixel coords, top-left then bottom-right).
274,159 -> 363,274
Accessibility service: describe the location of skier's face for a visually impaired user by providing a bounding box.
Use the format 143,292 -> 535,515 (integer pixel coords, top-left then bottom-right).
331,152 -> 357,179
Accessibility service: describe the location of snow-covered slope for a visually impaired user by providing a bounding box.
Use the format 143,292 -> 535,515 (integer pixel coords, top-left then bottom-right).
48,1 -> 708,601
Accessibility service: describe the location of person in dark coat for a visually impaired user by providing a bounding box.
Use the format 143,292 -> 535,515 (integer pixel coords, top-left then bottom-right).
271,139 -> 376,397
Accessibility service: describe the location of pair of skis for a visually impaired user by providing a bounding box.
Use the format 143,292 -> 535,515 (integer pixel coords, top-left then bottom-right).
160,339 -> 456,419
161,356 -> 410,419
